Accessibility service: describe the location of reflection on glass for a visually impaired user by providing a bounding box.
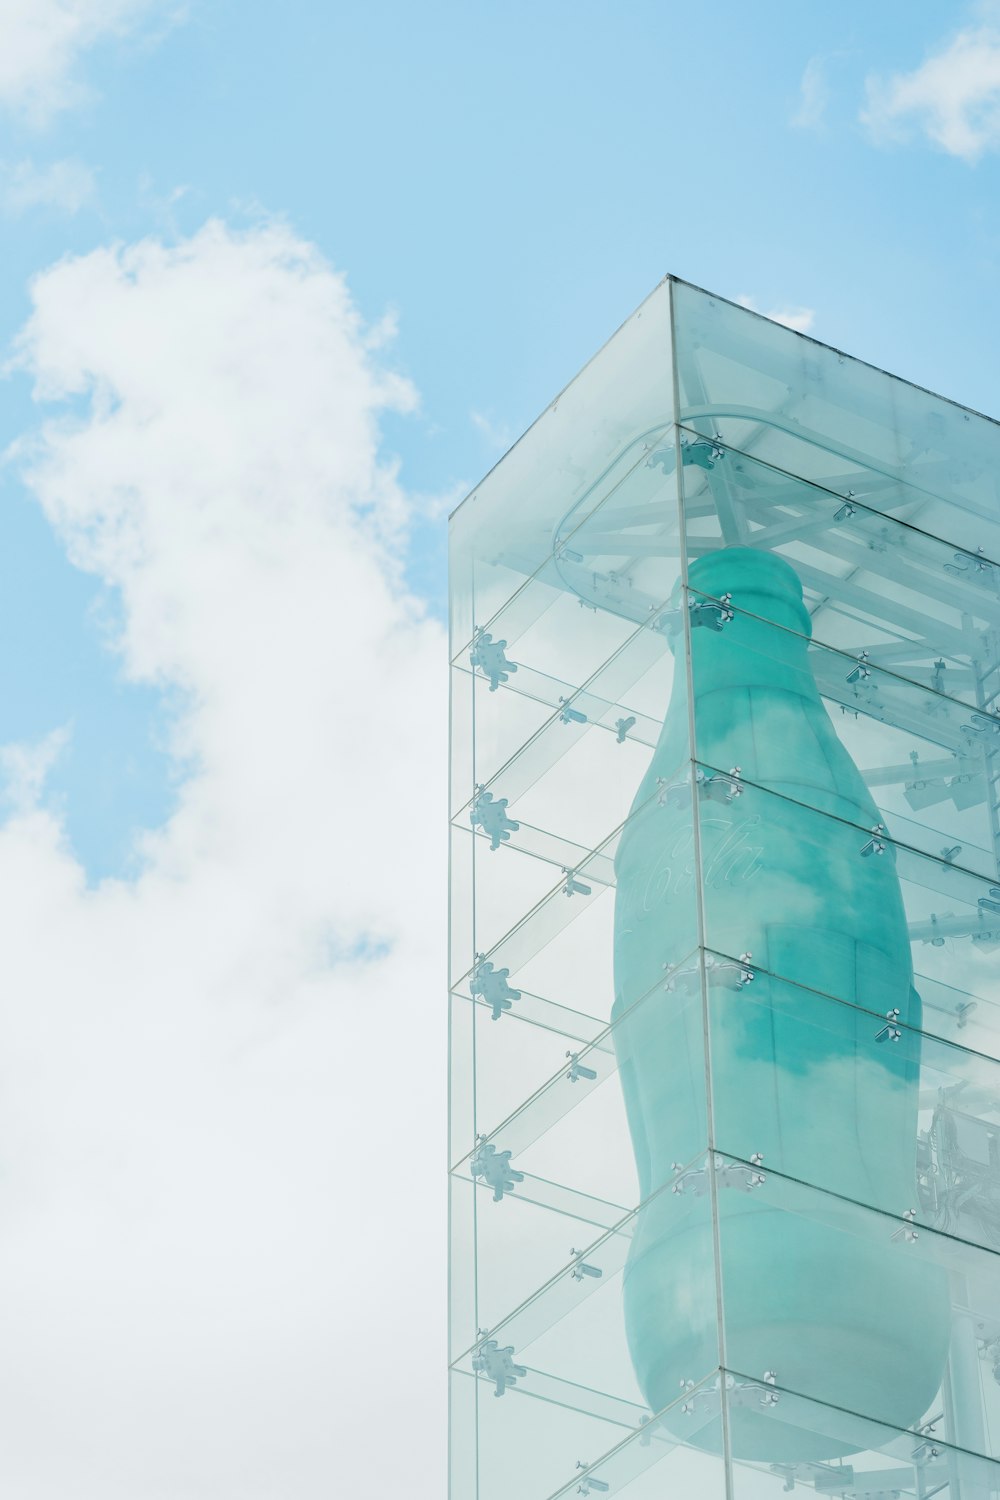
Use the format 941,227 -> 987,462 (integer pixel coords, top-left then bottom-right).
613,549 -> 950,1459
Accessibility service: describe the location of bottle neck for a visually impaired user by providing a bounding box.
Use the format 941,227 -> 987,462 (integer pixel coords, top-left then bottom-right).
680,549 -> 818,702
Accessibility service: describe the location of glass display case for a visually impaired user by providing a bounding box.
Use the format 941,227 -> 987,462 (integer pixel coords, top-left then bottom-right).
449,278 -> 1000,1499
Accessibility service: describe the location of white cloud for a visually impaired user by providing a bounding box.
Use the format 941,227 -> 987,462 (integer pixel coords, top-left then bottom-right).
0,725 -> 70,812
792,57 -> 830,130
862,21 -> 1000,161
471,407 -> 514,454
735,295 -> 816,334
2,218 -> 447,1496
0,157 -> 96,214
0,0 -> 173,125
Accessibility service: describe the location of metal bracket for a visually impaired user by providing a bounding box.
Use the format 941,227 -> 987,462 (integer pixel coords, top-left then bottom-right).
967,708 -> 1000,737
558,696 -> 588,725
470,787 -> 519,850
470,955 -> 521,1020
666,952 -> 755,994
944,544 -> 993,579
860,824 -> 887,857
469,629 -> 517,692
472,1337 -> 526,1396
471,1140 -> 524,1202
978,886 -> 1000,916
685,434 -> 726,469
569,1249 -> 603,1282
680,1370 -> 779,1419
689,592 -> 734,631
875,1008 -> 902,1043
575,1461 -> 610,1495
891,1208 -> 919,1244
699,765 -> 743,804
672,1153 -> 765,1197
565,1051 -> 598,1083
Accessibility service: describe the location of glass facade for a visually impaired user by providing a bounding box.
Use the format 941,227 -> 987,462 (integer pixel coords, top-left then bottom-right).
449,278 -> 1000,1499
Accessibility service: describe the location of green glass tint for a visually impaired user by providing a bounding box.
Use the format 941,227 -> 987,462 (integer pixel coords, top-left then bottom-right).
450,278 -> 1000,1496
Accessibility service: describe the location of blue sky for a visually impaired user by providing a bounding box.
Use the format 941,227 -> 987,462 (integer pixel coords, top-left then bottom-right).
5,1 -> 1000,877
3,3 -> 1000,1494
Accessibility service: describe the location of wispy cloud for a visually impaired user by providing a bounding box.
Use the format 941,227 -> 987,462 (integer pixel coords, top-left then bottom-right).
471,407 -> 514,453
736,295 -> 815,334
0,157 -> 96,215
792,56 -> 830,130
4,218 -> 446,1495
0,0 -> 178,125
0,725 -> 70,813
862,18 -> 1000,162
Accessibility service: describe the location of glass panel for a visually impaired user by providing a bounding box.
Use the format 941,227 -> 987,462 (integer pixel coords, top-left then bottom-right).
463,1175 -> 722,1447
712,1154 -> 1000,1464
451,976 -> 712,1405
680,577 -> 1000,892
449,1172 -> 478,1364
671,279 -> 1000,567
448,988 -> 476,1171
459,741 -> 701,1034
450,820 -> 475,989
463,616 -> 672,837
531,1365 -> 1000,1498
450,278 -> 676,658
457,985 -> 611,1158
476,1374 -> 728,1500
455,963 -> 705,1199
725,1385 -> 1000,1500
450,662 -> 475,825
705,958 -> 1000,1252
694,764 -> 1000,1057
449,1370 -> 478,1500
677,430 -> 1000,710
541,1377 -> 728,1500
469,1360 -> 634,1500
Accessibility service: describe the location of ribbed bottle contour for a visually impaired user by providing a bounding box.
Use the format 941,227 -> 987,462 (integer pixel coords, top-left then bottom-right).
612,548 -> 950,1460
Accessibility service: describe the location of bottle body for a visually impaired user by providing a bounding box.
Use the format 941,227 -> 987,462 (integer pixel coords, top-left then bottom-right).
612,549 -> 949,1459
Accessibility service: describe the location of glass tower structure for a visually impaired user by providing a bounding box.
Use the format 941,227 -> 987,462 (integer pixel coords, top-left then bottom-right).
449,278 -> 1000,1499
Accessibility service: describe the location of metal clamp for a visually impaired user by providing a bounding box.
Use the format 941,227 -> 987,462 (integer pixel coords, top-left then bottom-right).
470,787 -> 519,850
569,1249 -> 603,1282
469,629 -> 517,692
979,886 -> 1000,916
876,1008 -> 902,1043
471,1140 -> 524,1202
575,1461 -> 610,1495
699,765 -> 743,804
689,592 -> 734,631
472,1337 -> 526,1396
558,696 -> 588,726
860,824 -> 887,857
891,1208 -> 919,1244
470,955 -> 522,1021
565,1051 -> 598,1083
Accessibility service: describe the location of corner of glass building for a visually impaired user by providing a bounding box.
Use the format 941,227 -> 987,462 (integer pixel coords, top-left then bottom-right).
449,276 -> 1000,1499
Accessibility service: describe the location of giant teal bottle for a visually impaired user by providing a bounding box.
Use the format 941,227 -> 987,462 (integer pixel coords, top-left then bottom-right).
612,548 -> 950,1460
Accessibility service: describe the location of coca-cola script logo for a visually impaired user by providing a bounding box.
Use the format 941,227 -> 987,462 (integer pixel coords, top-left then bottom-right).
636,814 -> 765,915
